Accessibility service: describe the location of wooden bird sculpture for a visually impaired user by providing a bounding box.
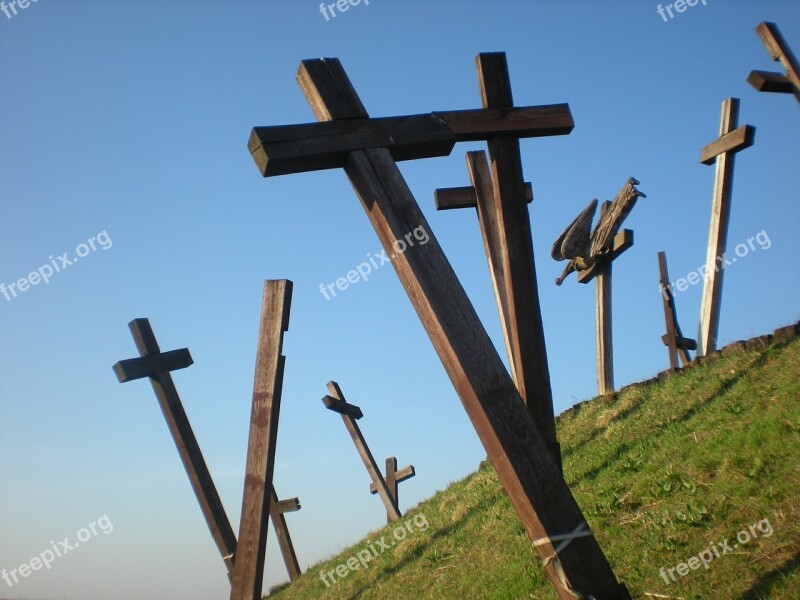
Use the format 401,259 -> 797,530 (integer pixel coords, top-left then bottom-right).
552,177 -> 646,285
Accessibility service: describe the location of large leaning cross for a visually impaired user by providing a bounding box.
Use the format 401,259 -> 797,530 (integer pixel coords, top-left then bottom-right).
248,58 -> 630,600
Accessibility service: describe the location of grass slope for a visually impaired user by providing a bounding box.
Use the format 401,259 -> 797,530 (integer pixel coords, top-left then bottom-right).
269,336 -> 800,599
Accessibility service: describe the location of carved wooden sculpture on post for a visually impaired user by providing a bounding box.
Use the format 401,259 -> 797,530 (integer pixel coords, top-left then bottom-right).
747,21 -> 800,103
552,178 -> 645,394
249,55 -> 631,600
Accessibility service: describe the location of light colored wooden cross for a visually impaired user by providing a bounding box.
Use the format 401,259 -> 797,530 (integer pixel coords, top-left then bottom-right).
747,21 -> 800,103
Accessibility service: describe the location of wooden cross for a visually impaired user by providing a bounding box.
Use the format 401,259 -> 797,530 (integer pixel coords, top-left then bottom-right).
249,56 -> 630,600
658,251 -> 696,370
747,21 -> 800,103
323,381 -> 411,522
113,318 -> 237,578
697,98 -> 755,356
113,316 -> 303,586
575,202 -> 634,396
432,53 -> 565,471
231,280 -> 293,600
369,457 -> 416,524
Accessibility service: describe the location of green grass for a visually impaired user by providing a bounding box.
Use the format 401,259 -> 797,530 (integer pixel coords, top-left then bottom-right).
267,336 -> 800,599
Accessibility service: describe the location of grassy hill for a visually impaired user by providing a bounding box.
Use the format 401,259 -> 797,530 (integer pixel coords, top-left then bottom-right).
268,331 -> 800,599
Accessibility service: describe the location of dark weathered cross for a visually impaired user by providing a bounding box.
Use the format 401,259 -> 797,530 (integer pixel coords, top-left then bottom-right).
658,251 -> 696,370
697,98 -> 755,356
231,280 -> 293,600
249,56 -> 630,599
432,53 -> 565,470
323,381 -> 413,523
113,316 -> 303,587
747,21 -> 800,103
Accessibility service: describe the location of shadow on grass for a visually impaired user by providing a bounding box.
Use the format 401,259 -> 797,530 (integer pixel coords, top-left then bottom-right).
740,550 -> 800,599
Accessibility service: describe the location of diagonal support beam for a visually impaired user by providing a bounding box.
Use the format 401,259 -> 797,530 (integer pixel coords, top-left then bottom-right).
324,382 -> 403,522
231,280 -> 293,600
280,57 -> 630,600
113,319 -> 237,578
697,98 -> 755,356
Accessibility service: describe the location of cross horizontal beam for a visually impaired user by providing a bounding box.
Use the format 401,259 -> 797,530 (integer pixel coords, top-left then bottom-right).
274,497 -> 301,513
700,124 -> 755,165
370,465 -> 415,494
435,181 -> 533,210
577,229 -> 634,284
322,394 -> 364,420
113,348 -> 193,383
747,70 -> 795,94
249,105 -> 573,177
661,333 -> 697,351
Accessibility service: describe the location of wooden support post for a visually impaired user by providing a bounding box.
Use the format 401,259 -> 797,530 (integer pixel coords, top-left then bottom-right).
113,319 -> 237,578
269,487 -> 301,582
323,382 -> 404,522
230,280 -> 293,600
369,457 -> 416,524
251,57 -> 630,599
658,251 -> 697,369
697,98 -> 755,356
747,21 -> 800,103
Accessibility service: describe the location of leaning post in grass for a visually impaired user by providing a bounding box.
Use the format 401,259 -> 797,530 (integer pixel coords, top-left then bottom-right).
658,251 -> 696,369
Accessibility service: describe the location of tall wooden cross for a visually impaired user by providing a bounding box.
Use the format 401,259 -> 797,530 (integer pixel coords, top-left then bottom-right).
231,280 -> 293,600
113,316 -> 303,586
576,202 -> 634,396
323,381 -> 414,523
432,53 -> 564,470
658,251 -> 696,370
697,98 -> 755,356
249,56 -> 630,600
747,21 -> 800,103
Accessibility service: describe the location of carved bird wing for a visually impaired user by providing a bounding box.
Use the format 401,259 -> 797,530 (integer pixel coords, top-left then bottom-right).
589,177 -> 646,257
551,198 -> 598,261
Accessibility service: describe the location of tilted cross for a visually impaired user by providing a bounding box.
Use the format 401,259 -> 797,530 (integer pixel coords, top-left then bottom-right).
113,316 -> 303,587
697,98 -> 755,356
433,52 -> 566,471
249,57 -> 630,600
747,21 -> 800,103
323,381 -> 413,523
658,251 -> 696,370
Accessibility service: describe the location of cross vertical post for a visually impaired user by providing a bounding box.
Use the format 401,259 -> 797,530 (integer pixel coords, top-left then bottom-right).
747,21 -> 800,103
113,319 -> 238,578
323,381 -> 404,522
658,251 -> 696,369
230,280 -> 293,600
697,98 -> 755,356
251,56 -> 631,599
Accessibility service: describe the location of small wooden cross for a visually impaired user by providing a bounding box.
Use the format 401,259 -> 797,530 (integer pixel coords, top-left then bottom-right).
697,98 -> 755,356
747,21 -> 800,103
431,53 -> 564,471
369,457 -> 416,524
658,251 -> 696,370
249,56 -> 631,600
323,381 -> 411,522
113,318 -> 238,578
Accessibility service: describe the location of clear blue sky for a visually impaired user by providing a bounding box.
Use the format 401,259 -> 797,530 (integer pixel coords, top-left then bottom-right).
1,1 -> 798,598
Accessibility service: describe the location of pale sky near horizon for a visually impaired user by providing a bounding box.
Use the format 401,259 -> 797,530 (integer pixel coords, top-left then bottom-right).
1,1 -> 799,599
